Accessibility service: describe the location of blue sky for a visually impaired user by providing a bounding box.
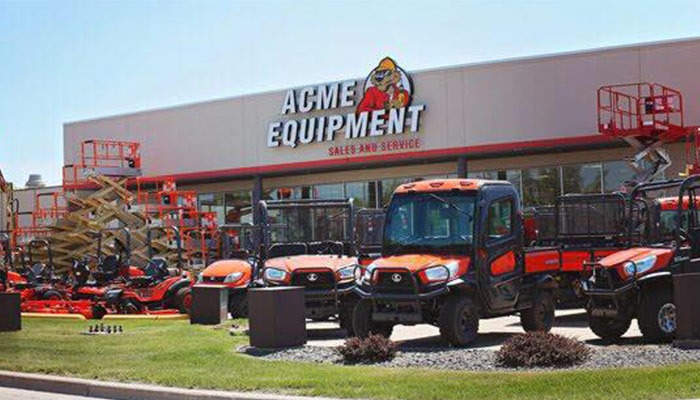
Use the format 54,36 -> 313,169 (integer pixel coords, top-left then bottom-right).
1,0 -> 700,186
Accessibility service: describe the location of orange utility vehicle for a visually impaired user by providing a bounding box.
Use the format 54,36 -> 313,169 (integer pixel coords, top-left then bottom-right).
581,178 -> 699,342
259,199 -> 362,333
530,193 -> 629,306
194,223 -> 259,317
353,179 -> 561,346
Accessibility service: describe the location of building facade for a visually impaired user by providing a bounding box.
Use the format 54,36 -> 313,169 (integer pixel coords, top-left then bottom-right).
61,38 -> 700,225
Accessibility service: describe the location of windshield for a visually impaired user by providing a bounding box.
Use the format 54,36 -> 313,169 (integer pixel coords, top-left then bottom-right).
383,192 -> 476,255
658,209 -> 693,240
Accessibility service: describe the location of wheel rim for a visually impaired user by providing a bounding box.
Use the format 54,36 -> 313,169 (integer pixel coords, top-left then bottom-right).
657,303 -> 677,334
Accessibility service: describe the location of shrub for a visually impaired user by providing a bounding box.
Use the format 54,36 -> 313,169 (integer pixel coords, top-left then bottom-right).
496,332 -> 590,368
337,335 -> 398,363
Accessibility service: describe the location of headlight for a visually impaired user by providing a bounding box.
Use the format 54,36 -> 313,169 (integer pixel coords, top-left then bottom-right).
424,266 -> 449,282
337,266 -> 355,281
263,268 -> 288,282
623,255 -> 657,277
360,263 -> 376,283
223,272 -> 243,283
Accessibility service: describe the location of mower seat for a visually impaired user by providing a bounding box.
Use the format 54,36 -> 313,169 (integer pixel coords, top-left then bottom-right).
26,263 -> 50,285
98,255 -> 121,279
72,260 -> 91,288
143,258 -> 170,281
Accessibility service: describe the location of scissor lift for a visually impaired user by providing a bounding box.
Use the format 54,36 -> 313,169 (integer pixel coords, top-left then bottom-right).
597,83 -> 695,184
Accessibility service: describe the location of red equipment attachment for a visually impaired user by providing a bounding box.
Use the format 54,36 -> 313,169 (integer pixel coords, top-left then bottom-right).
63,140 -> 142,189
597,82 -> 696,184
33,192 -> 68,228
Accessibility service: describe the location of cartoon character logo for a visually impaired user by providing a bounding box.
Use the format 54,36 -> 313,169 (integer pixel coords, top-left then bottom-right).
357,57 -> 412,114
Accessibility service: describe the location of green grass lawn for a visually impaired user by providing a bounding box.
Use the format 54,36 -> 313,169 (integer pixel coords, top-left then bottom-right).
0,319 -> 699,400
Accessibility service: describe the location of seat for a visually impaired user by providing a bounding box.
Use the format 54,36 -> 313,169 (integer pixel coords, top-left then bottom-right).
143,257 -> 170,281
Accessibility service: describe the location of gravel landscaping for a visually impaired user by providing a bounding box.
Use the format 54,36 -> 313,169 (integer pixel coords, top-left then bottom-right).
240,342 -> 700,371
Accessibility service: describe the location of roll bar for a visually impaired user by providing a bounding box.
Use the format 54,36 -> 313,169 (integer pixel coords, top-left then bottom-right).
675,175 -> 700,248
217,223 -> 258,259
626,179 -> 686,244
0,231 -> 13,269
27,239 -> 53,271
257,198 -> 356,261
146,226 -> 182,270
97,227 -> 132,267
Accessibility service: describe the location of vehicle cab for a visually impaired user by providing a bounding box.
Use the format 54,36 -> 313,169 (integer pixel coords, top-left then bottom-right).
354,179 -> 557,346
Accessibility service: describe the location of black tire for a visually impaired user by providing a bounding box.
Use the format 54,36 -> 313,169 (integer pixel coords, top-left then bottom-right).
92,304 -> 107,320
339,297 -> 358,336
520,291 -> 555,332
41,289 -> 64,301
438,294 -> 480,347
228,291 -> 248,318
118,299 -> 143,314
175,287 -> 193,314
352,299 -> 394,338
588,313 -> 631,341
638,289 -> 676,343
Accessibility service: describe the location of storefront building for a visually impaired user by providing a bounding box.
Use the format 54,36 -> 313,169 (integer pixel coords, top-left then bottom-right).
62,38 -> 700,224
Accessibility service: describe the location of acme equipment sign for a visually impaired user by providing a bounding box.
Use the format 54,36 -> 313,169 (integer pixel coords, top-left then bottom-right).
267,57 -> 426,149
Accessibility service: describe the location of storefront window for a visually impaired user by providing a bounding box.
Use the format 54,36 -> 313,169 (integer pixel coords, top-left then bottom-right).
522,167 -> 560,206
313,183 -> 345,199
380,178 -> 413,206
603,160 -> 636,193
224,191 -> 252,224
264,187 -> 300,200
468,171 -> 498,180
468,170 -> 522,199
345,181 -> 378,208
198,193 -> 225,225
563,163 -> 603,194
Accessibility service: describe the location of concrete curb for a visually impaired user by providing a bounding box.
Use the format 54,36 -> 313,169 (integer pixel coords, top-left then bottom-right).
0,370 -> 344,400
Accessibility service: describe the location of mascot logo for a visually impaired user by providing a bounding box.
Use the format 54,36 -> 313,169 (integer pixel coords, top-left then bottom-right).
357,57 -> 412,114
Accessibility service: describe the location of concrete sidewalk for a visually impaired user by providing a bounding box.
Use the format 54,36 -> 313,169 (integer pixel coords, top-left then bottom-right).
0,370 -> 342,400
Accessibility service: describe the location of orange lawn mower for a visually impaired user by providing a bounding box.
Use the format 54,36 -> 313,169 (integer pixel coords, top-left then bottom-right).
9,239 -> 107,319
98,227 -> 193,315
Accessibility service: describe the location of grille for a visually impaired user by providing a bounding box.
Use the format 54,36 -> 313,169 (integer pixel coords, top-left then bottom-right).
291,270 -> 335,290
375,270 -> 414,294
202,276 -> 225,283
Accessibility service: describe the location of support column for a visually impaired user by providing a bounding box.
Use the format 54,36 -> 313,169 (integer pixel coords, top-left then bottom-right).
457,156 -> 468,178
252,175 -> 263,224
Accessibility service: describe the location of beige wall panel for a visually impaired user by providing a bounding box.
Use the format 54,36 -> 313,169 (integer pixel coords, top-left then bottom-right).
639,41 -> 700,127
63,39 -> 700,179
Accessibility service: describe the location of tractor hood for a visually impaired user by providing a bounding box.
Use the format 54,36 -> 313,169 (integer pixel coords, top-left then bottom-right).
598,247 -> 674,279
202,259 -> 254,277
265,255 -> 358,272
368,254 -> 470,274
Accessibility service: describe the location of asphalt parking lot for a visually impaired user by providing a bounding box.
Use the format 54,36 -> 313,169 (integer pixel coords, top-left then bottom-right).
305,309 -> 642,349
